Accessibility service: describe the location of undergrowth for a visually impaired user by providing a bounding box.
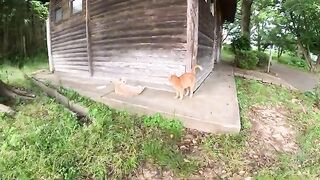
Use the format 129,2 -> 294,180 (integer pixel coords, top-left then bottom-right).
1,62 -> 320,178
0,82 -> 196,179
235,78 -> 320,178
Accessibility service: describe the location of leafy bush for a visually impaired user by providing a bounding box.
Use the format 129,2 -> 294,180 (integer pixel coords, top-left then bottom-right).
277,54 -> 308,70
231,35 -> 251,53
235,50 -> 259,70
223,44 -> 233,52
254,51 -> 270,67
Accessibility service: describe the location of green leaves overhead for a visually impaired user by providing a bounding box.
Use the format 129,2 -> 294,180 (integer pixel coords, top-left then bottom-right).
0,0 -> 48,59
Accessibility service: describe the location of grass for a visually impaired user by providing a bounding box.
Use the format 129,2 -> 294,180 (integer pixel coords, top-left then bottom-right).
275,53 -> 309,71
0,91 -> 198,179
221,46 -> 235,62
1,59 -> 320,178
0,61 -> 198,179
0,53 -> 49,87
235,78 -> 320,178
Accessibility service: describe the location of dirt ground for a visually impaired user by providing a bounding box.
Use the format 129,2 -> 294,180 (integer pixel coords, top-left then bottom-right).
136,105 -> 299,179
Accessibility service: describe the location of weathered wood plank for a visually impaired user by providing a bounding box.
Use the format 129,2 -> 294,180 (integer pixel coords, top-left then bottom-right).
186,0 -> 199,71
85,0 -> 93,76
52,38 -> 87,49
46,19 -> 54,72
50,0 -> 189,92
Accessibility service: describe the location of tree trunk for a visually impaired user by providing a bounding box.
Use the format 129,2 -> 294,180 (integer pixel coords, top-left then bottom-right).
316,55 -> 320,65
257,24 -> 261,51
3,15 -> 8,57
297,41 -> 314,72
241,0 -> 253,38
277,47 -> 284,59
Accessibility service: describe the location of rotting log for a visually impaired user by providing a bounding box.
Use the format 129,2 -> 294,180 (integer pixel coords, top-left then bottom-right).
26,75 -> 89,117
0,80 -> 35,100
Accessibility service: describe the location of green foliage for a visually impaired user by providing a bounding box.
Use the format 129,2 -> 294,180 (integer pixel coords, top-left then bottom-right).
0,0 -> 48,58
57,89 -> 195,178
231,35 -> 251,53
221,45 -> 235,62
283,0 -> 320,55
0,54 -> 48,87
234,50 -> 259,70
277,54 -> 308,70
236,78 -> 320,177
306,81 -> 320,108
254,51 -> 269,67
0,91 -> 195,179
30,0 -> 49,20
142,139 -> 197,175
143,114 -> 183,138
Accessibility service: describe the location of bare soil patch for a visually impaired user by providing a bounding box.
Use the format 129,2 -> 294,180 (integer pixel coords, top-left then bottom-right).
248,106 -> 299,154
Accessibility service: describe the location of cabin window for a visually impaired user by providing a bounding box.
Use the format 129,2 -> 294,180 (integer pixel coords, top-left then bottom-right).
55,7 -> 63,23
71,0 -> 83,14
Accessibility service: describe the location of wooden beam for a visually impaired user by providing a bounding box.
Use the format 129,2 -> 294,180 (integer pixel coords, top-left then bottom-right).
46,19 -> 54,73
85,0 -> 93,76
212,0 -> 222,65
186,0 -> 199,72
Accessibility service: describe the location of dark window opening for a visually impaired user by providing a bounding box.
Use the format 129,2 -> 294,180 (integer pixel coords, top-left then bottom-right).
55,7 -> 63,23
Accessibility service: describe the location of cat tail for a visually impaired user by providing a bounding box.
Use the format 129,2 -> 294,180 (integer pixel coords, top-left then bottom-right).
192,65 -> 203,74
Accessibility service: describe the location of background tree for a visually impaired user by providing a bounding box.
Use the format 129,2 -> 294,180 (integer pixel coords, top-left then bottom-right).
241,0 -> 253,38
0,0 -> 48,107
0,0 -> 48,64
280,0 -> 320,71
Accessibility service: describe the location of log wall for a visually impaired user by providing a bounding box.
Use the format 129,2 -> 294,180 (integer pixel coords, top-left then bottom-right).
49,0 -> 221,92
89,0 -> 187,89
50,0 -> 89,74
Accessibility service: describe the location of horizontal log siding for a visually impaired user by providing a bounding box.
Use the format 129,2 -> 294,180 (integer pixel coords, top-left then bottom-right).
50,0 -> 89,74
196,0 -> 214,87
90,0 -> 187,87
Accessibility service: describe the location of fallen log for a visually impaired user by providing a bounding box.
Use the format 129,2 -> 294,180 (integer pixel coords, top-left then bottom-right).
25,74 -> 89,117
0,80 -> 35,100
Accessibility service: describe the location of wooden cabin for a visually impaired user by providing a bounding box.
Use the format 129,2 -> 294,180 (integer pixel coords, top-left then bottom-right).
47,0 -> 237,91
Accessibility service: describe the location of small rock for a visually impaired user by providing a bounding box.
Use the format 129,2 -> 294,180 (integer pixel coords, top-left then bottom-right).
180,145 -> 188,150
192,139 -> 197,144
183,158 -> 190,163
239,170 -> 246,176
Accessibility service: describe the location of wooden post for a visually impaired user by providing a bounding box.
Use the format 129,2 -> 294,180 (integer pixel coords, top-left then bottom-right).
186,0 -> 199,72
212,0 -> 220,65
46,19 -> 54,73
267,45 -> 273,73
216,21 -> 222,63
212,0 -> 216,66
85,0 -> 93,76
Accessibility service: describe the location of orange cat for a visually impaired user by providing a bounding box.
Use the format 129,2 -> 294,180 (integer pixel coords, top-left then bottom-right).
169,65 -> 203,100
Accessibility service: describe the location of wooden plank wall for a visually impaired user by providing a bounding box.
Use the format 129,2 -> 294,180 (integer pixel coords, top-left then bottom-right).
89,0 -> 188,88
50,0 -> 90,75
196,0 -> 214,87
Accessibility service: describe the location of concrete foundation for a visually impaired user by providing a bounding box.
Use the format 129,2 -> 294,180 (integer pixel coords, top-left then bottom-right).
34,63 -> 241,133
